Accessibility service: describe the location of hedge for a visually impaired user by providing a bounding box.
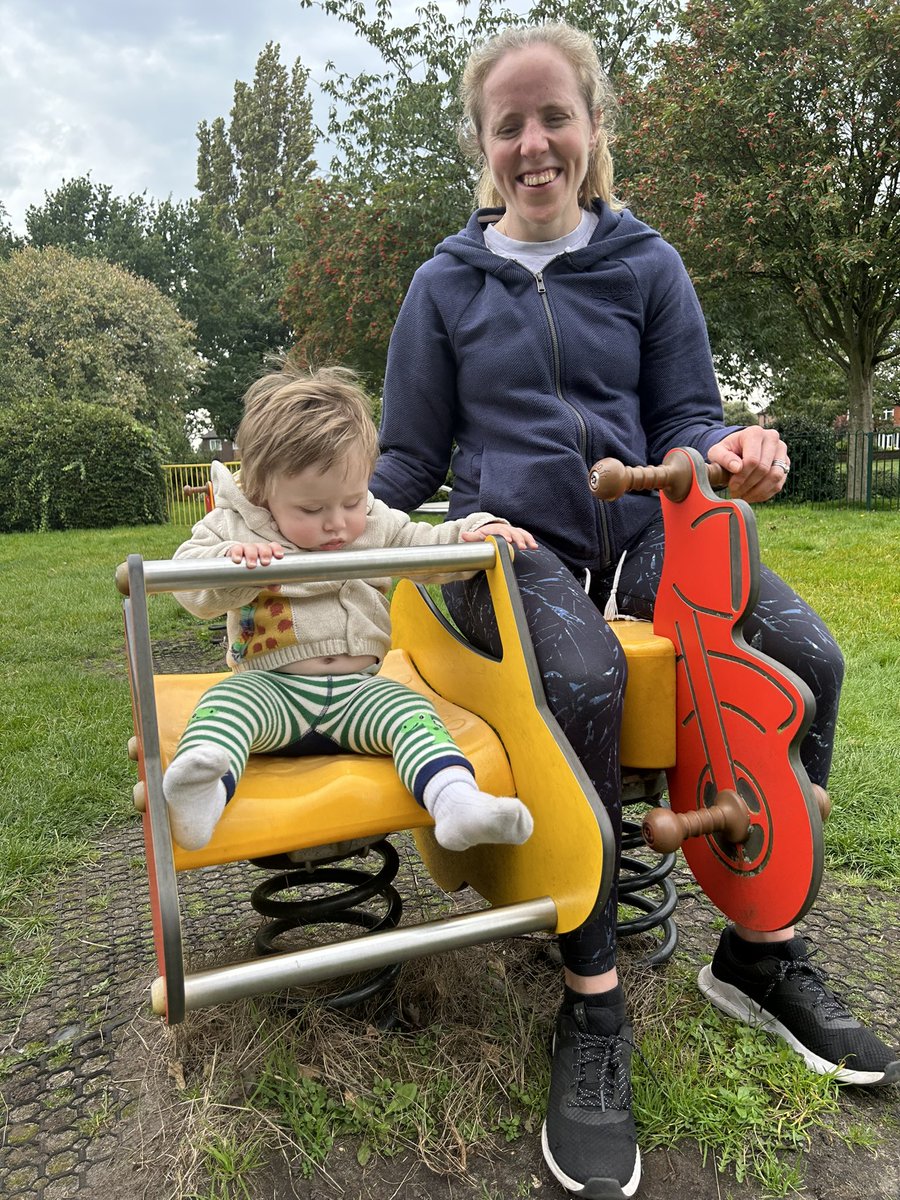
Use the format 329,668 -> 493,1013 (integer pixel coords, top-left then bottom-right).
0,397 -> 166,532
772,415 -> 844,504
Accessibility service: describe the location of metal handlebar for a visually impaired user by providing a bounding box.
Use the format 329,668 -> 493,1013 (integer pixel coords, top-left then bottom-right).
115,541 -> 499,597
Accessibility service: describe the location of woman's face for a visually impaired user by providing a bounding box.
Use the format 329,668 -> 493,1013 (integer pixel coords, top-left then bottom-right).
479,43 -> 597,243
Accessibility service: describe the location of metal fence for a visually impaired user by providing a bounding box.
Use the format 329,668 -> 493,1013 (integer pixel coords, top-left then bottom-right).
163,462 -> 240,526
163,435 -> 898,524
773,431 -> 900,511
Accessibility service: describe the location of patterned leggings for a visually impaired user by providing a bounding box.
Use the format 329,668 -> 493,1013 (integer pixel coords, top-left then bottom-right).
174,670 -> 470,802
443,516 -> 844,976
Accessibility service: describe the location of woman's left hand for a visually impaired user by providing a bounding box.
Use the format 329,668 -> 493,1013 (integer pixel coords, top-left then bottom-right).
707,426 -> 791,503
462,523 -> 539,550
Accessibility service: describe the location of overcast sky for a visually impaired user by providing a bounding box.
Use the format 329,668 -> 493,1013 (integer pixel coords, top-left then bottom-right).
0,0 -> 477,235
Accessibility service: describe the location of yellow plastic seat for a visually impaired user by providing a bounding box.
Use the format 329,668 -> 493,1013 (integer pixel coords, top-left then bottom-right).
121,449 -> 824,1025
608,620 -> 676,770
156,649 -> 515,872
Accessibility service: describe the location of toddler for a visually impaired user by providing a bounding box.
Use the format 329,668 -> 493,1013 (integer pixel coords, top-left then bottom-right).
163,363 -> 537,854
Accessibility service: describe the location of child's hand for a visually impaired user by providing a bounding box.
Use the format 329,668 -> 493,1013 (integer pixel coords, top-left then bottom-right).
462,523 -> 538,550
229,542 -> 285,568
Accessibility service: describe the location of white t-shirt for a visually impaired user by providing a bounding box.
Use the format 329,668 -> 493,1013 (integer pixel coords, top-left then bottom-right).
483,209 -> 600,273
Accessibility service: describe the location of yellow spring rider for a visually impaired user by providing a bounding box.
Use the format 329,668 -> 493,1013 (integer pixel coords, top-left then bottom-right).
119,448 -> 824,1025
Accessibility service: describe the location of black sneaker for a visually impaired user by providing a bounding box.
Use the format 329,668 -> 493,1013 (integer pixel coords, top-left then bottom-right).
541,1002 -> 641,1198
698,928 -> 900,1087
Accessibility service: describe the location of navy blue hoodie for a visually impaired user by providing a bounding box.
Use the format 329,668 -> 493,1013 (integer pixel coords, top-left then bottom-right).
371,202 -> 739,573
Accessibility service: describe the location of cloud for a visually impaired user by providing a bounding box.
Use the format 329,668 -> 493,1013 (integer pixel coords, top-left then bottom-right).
0,0 -> 378,232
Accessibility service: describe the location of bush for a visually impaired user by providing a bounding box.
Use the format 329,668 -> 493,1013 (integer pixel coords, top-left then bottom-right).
0,246 -> 198,442
872,460 -> 900,499
770,415 -> 843,503
0,398 -> 166,532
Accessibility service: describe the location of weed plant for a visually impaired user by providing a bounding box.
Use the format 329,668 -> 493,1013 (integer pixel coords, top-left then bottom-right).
633,964 -> 842,1194
163,940 -> 560,1195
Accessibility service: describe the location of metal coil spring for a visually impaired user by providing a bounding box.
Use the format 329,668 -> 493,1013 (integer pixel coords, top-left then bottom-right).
249,840 -> 404,1009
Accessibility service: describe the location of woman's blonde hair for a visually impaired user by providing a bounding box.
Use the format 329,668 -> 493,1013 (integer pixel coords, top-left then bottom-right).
236,362 -> 379,506
458,22 -> 620,211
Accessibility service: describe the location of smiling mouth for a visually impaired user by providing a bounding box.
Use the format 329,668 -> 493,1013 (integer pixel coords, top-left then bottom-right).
520,168 -> 560,187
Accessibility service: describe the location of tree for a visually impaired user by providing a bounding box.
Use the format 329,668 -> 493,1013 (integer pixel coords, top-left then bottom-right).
285,0 -> 674,381
0,202 -> 20,259
25,177 -> 165,277
0,246 -> 199,452
282,0 -> 477,379
693,277 -> 850,425
196,43 -> 318,431
197,43 -> 316,272
26,178 -> 276,439
620,0 -> 900,500
283,179 -> 459,384
148,199 -> 273,439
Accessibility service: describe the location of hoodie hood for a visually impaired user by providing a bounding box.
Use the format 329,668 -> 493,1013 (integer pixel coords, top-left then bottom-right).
434,201 -> 661,275
208,459 -> 282,540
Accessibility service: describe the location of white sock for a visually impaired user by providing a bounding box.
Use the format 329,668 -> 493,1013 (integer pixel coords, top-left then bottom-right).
422,766 -> 533,852
162,744 -> 231,850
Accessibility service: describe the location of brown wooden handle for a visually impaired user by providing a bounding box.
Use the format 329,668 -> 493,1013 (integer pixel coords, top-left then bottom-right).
642,784 -> 829,856
588,455 -> 729,502
641,789 -> 751,854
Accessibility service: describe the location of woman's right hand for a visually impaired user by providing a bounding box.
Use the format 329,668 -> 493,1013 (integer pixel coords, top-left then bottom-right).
228,542 -> 285,568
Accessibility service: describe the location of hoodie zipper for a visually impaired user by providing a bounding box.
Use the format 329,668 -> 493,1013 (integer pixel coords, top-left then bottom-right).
534,270 -> 611,566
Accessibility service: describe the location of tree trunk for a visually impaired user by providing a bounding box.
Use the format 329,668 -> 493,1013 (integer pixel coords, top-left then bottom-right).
845,351 -> 874,504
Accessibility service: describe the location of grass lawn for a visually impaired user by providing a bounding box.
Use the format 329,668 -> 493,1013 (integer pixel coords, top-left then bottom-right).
0,522 -> 190,912
752,505 -> 900,880
0,505 -> 897,1196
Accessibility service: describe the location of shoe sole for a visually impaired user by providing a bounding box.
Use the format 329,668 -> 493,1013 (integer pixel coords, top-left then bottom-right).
541,1122 -> 641,1199
698,965 -> 899,1087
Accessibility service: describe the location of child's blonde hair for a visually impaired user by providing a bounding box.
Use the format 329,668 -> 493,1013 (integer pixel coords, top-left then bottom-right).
236,363 -> 379,505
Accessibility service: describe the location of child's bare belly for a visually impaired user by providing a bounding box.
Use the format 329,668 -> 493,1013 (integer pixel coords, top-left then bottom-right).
276,653 -> 378,676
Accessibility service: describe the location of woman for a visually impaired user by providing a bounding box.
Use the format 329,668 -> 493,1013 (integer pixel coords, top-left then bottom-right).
371,22 -> 898,1199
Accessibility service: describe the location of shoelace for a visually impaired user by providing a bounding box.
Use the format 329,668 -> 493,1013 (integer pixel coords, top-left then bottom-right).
573,1028 -> 637,1110
763,955 -> 854,1022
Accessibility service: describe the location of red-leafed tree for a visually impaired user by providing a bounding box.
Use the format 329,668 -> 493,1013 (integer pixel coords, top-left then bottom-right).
281,179 -> 457,390
620,0 -> 900,501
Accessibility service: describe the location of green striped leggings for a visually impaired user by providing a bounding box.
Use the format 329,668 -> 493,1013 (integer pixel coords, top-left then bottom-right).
174,669 -> 471,802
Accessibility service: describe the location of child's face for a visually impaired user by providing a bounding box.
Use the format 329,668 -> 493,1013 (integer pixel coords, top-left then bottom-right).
264,456 -> 371,551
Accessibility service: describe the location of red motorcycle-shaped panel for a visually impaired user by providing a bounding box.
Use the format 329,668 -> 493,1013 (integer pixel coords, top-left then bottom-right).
590,448 -> 824,931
